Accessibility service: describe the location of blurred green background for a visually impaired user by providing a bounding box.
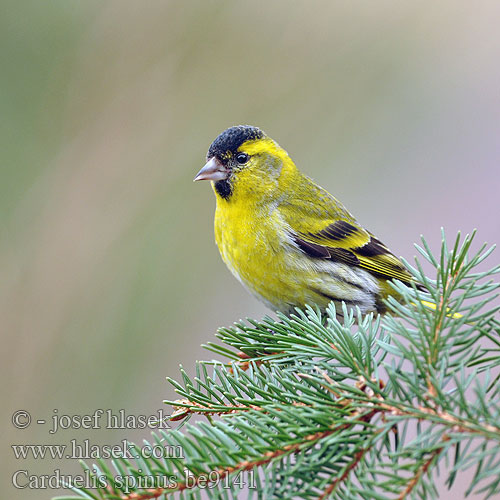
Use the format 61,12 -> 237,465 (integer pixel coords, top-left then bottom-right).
2,1 -> 499,498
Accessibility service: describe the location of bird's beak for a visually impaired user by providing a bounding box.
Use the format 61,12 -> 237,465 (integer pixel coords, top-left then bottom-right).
194,157 -> 229,182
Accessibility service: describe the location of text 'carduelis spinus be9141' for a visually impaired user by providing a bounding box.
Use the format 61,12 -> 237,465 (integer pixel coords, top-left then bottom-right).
195,125 -> 421,317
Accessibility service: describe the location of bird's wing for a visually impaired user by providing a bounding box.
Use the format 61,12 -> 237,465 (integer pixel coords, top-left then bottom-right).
281,203 -> 413,284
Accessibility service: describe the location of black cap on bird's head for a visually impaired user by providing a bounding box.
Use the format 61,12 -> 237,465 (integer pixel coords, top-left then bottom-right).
207,125 -> 265,162
194,125 -> 265,186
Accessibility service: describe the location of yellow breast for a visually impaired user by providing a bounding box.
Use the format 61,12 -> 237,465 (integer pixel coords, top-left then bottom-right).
214,198 -> 283,309
213,191 -> 337,313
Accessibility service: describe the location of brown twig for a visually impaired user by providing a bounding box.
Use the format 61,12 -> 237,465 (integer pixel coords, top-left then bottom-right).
377,401 -> 500,438
170,398 -> 311,421
228,350 -> 287,373
397,436 -> 449,499
169,399 -> 263,421
318,447 -> 369,500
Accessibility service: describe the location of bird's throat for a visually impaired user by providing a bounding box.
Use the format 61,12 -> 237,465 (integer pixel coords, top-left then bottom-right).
214,179 -> 233,200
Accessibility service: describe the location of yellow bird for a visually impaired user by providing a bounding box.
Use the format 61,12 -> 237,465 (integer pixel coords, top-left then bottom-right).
195,125 -> 421,317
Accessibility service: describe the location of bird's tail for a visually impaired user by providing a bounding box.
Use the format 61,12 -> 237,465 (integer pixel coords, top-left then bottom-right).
418,299 -> 463,320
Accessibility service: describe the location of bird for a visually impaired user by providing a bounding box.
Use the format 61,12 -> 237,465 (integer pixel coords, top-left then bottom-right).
194,125 -> 421,317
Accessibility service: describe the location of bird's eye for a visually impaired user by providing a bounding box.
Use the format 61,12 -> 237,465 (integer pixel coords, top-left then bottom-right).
235,153 -> 249,164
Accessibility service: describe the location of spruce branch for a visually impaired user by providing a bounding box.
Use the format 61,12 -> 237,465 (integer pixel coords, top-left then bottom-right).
55,231 -> 500,500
